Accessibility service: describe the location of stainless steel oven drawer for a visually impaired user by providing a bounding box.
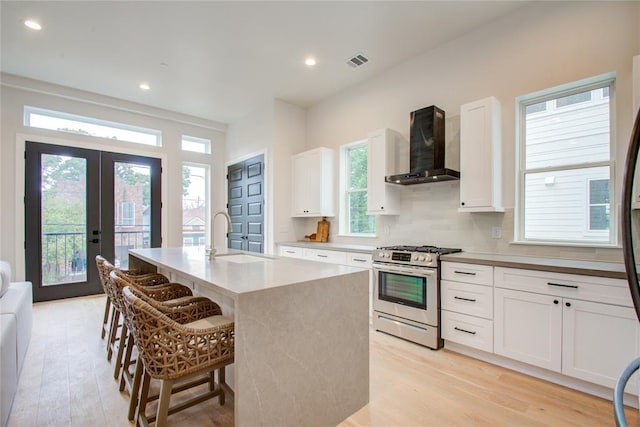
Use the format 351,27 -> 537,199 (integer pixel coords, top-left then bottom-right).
373,311 -> 441,349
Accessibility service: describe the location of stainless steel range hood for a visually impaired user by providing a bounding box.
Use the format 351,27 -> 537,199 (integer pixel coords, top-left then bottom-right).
385,105 -> 459,185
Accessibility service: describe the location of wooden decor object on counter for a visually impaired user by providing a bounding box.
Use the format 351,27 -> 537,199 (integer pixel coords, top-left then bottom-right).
316,217 -> 329,242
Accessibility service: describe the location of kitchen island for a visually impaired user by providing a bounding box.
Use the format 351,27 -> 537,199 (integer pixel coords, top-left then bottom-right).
128,246 -> 370,427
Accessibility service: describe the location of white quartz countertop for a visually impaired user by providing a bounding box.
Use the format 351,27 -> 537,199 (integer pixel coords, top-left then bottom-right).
441,252 -> 628,279
130,246 -> 365,299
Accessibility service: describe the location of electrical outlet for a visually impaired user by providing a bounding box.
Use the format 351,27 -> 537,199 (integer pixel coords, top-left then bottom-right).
491,226 -> 502,239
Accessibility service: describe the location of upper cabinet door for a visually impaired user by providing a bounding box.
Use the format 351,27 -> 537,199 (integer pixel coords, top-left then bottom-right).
459,97 -> 504,212
291,148 -> 334,217
367,128 -> 407,215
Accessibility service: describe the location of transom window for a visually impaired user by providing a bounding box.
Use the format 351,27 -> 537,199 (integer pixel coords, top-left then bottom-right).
516,74 -> 615,245
24,106 -> 161,146
181,135 -> 211,154
341,141 -> 375,236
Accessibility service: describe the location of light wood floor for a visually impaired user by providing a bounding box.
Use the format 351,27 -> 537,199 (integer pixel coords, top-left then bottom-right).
7,294 -> 638,426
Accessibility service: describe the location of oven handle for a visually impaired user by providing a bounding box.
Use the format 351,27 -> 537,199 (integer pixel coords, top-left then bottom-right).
372,263 -> 435,277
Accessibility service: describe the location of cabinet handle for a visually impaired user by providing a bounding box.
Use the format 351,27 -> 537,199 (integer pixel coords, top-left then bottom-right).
285,250 -> 295,254
317,254 -> 328,258
565,302 -> 572,307
553,299 -> 559,304
352,258 -> 367,263
454,296 -> 477,302
547,282 -> 578,289
454,327 -> 476,335
461,202 -> 465,206
454,270 -> 476,276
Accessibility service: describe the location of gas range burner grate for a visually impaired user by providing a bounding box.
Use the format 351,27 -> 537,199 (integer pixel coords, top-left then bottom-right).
377,245 -> 462,255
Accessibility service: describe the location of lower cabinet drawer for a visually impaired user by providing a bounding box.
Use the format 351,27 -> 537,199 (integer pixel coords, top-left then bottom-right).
279,246 -> 304,258
347,253 -> 373,268
442,310 -> 493,353
441,280 -> 493,320
304,248 -> 347,265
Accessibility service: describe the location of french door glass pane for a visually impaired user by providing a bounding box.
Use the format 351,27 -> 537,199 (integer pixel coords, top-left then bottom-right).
114,162 -> 151,269
41,154 -> 87,286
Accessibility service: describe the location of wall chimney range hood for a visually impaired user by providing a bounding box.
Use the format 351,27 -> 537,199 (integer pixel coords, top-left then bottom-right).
386,105 -> 459,185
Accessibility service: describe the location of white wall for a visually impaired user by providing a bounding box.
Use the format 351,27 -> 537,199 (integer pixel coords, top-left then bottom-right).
225,99 -> 306,254
0,74 -> 227,279
303,1 -> 640,262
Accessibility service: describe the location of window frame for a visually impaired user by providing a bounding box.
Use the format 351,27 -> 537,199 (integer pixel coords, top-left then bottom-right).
339,140 -> 376,237
24,106 -> 162,146
514,73 -> 617,246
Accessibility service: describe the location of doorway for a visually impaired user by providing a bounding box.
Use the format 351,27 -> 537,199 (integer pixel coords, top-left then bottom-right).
25,141 -> 161,302
227,154 -> 264,253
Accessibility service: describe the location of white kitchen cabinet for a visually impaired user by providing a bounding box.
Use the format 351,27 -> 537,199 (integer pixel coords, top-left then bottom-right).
494,287 -> 562,372
303,248 -> 348,265
291,147 -> 334,217
366,128 -> 408,215
459,96 -> 504,212
562,299 -> 640,393
494,266 -> 639,393
279,245 -> 304,259
441,261 -> 494,352
441,310 -> 494,353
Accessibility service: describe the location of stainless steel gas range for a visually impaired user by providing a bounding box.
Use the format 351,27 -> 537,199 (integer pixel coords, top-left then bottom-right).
372,245 -> 461,349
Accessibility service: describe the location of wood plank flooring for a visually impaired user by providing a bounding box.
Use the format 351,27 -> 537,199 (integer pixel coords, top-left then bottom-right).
6,294 -> 638,426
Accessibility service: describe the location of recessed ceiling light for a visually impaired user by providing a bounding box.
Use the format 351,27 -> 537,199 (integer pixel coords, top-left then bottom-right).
139,82 -> 150,90
24,20 -> 42,31
305,57 -> 317,67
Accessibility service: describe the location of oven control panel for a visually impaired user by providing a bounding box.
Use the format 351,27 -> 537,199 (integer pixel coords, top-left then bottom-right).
373,250 -> 436,267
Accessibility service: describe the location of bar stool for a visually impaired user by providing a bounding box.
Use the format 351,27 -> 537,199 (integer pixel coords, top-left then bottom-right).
98,258 -> 191,367
95,255 -> 169,343
122,286 -> 234,427
108,271 -> 221,402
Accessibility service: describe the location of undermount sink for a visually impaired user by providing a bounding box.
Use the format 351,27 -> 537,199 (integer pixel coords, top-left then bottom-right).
215,253 -> 272,263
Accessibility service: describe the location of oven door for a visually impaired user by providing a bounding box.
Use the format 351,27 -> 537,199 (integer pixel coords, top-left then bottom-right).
373,262 -> 438,326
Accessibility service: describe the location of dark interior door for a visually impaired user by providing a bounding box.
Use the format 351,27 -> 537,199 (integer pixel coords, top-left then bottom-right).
227,154 -> 264,253
25,141 -> 161,302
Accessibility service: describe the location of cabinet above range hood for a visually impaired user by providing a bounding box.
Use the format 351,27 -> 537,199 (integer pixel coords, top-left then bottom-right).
385,105 -> 459,185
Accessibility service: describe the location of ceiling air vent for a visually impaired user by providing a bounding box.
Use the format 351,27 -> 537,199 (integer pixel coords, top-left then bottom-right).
346,53 -> 369,68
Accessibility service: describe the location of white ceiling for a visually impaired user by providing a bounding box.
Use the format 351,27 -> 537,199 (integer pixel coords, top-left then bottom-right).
1,1 -> 528,124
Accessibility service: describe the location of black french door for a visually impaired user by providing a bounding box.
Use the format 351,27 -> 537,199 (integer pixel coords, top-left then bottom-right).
25,142 -> 161,302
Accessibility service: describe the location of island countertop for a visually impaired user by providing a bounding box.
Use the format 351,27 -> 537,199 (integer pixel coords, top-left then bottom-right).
129,246 -> 366,299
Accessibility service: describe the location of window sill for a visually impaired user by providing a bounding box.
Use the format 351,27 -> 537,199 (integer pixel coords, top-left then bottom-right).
510,240 -> 621,249
337,233 -> 377,239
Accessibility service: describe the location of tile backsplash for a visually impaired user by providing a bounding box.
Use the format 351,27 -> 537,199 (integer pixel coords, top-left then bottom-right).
296,181 -> 629,263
